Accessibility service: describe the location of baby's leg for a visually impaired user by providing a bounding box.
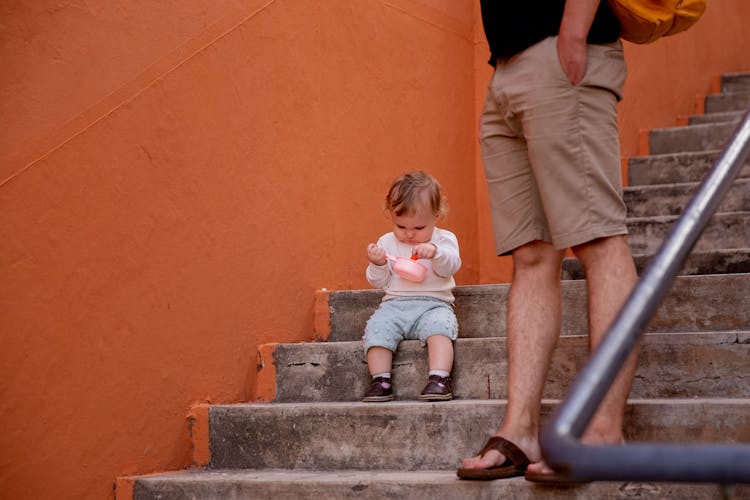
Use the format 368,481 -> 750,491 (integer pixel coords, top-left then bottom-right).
362,302 -> 402,402
420,333 -> 455,401
415,302 -> 458,375
366,346 -> 393,376
426,334 -> 454,373
363,346 -> 396,402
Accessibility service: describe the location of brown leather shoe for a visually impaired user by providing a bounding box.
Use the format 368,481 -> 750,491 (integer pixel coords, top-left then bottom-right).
419,374 -> 453,401
362,376 -> 394,402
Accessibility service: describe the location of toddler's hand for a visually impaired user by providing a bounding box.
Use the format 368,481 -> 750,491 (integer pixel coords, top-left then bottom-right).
367,243 -> 387,266
412,243 -> 437,260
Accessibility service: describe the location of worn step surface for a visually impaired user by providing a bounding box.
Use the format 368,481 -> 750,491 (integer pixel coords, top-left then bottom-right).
626,211 -> 750,255
688,110 -> 745,125
327,273 -> 750,342
627,150 -> 750,186
647,121 -> 739,155
624,178 -> 750,218
705,91 -> 750,114
562,248 -> 750,279
720,72 -> 750,94
134,469 -> 750,500
205,399 -> 750,470
271,332 -> 750,403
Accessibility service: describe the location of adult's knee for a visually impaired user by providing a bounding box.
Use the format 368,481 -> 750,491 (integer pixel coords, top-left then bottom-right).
512,240 -> 563,273
573,235 -> 632,266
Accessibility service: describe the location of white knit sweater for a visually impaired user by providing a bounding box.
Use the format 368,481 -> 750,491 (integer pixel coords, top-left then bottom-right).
365,227 -> 461,303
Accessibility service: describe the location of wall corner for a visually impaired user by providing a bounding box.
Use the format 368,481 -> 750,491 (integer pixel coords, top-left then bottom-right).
313,288 -> 331,341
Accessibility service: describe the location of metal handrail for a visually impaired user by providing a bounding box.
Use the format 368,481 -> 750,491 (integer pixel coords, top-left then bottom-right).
540,109 -> 750,483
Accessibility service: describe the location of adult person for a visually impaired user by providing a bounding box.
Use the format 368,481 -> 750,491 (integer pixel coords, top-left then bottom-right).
456,0 -> 639,482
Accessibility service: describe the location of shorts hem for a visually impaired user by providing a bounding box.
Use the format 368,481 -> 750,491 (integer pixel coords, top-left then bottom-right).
421,331 -> 458,344
552,225 -> 628,251
496,232 -> 550,257
496,225 -> 627,255
363,342 -> 397,354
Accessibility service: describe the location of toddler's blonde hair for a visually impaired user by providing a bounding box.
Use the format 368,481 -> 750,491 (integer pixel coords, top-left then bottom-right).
385,171 -> 448,219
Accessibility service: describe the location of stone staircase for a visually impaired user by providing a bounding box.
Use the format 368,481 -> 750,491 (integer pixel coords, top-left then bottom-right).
125,73 -> 750,499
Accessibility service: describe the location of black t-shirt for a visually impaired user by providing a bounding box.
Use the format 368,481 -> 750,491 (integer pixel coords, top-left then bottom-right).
480,1 -> 621,63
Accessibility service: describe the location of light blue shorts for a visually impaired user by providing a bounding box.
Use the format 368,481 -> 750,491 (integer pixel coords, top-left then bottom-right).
363,297 -> 458,354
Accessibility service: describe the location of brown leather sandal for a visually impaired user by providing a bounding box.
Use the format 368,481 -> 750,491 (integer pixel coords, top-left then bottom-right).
456,436 -> 530,480
525,466 -> 591,485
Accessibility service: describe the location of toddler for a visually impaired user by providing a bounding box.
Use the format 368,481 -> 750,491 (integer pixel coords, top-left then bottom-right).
362,171 -> 461,402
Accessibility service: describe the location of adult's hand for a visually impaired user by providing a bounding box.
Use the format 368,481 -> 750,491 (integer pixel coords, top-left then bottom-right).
558,0 -> 600,85
557,34 -> 587,85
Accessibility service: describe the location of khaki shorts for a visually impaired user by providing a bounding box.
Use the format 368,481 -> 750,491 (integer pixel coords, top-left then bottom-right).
480,36 -> 628,256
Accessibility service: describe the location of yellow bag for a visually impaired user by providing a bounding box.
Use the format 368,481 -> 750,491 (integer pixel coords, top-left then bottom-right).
607,0 -> 708,44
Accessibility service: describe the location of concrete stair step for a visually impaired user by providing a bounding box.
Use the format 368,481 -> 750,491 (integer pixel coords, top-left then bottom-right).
562,248 -> 750,279
204,399 -> 750,470
627,150 -> 750,186
271,332 -> 750,403
326,273 -> 750,341
688,110 -> 745,125
133,469 -> 750,500
624,178 -> 750,218
626,211 -> 750,255
647,121 -> 739,155
720,72 -> 750,94
705,91 -> 750,114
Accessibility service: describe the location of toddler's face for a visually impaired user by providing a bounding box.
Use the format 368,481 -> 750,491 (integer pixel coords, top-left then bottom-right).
391,205 -> 436,245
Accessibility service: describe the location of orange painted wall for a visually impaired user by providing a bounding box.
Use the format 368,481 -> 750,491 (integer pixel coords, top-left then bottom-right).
0,1 -> 748,499
475,1 -> 750,284
1,1 -> 476,499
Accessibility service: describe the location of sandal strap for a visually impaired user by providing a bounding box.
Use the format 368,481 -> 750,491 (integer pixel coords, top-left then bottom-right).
478,436 -> 530,469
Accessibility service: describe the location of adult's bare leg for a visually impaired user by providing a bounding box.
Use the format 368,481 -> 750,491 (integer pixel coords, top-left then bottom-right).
527,234 -> 638,475
575,234 -> 639,441
461,240 -> 564,469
